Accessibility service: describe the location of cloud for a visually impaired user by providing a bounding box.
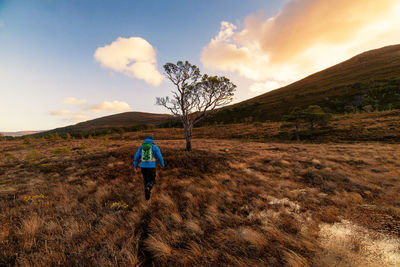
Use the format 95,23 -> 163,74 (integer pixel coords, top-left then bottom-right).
50,99 -> 132,124
249,81 -> 281,93
68,113 -> 91,123
63,97 -> 87,105
49,109 -> 90,123
88,101 -> 132,113
201,0 -> 400,93
49,109 -> 72,116
94,37 -> 163,86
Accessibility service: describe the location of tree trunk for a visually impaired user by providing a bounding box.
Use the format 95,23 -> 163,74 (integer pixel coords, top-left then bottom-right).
295,123 -> 300,141
185,136 -> 192,152
184,125 -> 192,152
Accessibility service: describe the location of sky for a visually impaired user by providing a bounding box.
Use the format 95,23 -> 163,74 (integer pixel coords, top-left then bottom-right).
1,0 -> 400,132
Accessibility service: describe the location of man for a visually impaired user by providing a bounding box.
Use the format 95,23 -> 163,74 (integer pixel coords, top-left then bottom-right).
134,136 -> 164,200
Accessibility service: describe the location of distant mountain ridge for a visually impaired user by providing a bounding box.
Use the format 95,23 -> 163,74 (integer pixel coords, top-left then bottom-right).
32,112 -> 172,136
1,131 -> 43,137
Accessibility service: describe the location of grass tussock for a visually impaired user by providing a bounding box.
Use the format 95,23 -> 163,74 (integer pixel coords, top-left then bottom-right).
25,150 -> 44,163
144,234 -> 173,259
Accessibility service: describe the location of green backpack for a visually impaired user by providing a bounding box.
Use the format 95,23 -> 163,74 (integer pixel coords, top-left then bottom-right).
141,143 -> 155,162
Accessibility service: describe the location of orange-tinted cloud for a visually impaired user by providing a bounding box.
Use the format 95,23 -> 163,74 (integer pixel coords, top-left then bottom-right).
63,97 -> 87,105
49,109 -> 72,116
252,0 -> 398,63
202,0 -> 400,93
49,99 -> 132,124
68,113 -> 91,123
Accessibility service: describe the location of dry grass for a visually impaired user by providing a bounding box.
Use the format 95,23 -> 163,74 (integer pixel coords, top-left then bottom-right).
115,109 -> 400,142
316,220 -> 400,267
0,136 -> 399,266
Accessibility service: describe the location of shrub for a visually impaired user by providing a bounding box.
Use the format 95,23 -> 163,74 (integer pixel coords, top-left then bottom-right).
25,150 -> 43,162
53,146 -> 71,155
362,128 -> 370,136
4,152 -> 15,160
73,144 -> 87,150
282,105 -> 333,140
18,145 -> 27,150
23,137 -> 32,145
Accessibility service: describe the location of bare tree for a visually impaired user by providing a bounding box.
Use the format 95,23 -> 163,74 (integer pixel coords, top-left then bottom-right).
157,61 -> 236,151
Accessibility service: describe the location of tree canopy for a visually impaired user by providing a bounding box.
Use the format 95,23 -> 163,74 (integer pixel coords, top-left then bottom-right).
157,61 -> 236,151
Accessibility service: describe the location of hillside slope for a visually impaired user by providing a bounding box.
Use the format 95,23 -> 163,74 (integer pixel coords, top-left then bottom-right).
35,112 -> 172,136
71,112 -> 171,130
209,44 -> 400,123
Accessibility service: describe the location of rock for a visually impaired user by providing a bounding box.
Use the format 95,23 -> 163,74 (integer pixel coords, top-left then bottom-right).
312,159 -> 323,169
312,159 -> 321,165
281,160 -> 291,166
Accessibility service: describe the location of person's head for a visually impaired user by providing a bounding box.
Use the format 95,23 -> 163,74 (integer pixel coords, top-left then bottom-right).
147,136 -> 153,140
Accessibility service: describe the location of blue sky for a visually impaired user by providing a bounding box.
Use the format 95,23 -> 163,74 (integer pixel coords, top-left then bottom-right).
1,0 -> 400,131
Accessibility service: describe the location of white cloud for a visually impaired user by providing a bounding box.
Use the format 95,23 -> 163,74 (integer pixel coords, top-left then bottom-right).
68,113 -> 91,123
50,99 -> 132,124
49,109 -> 72,116
201,0 -> 400,93
50,110 -> 89,123
249,81 -> 281,93
63,97 -> 87,105
88,101 -> 132,113
94,37 -> 163,86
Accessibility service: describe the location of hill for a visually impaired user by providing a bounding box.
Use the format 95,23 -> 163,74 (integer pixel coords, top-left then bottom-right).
34,112 -> 172,137
208,44 -> 400,123
69,112 -> 172,131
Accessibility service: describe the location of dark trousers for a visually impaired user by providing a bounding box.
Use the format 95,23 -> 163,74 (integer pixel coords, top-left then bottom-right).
141,168 -> 156,190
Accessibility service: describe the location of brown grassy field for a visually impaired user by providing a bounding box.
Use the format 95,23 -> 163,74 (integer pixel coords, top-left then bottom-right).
0,136 -> 400,266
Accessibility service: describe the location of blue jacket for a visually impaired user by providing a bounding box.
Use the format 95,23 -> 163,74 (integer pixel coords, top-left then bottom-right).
134,138 -> 164,169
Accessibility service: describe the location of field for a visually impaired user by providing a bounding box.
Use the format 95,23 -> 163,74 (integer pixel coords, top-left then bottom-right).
0,132 -> 399,266
121,109 -> 400,143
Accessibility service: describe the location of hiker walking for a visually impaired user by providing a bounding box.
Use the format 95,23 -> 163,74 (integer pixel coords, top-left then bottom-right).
134,136 -> 164,200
